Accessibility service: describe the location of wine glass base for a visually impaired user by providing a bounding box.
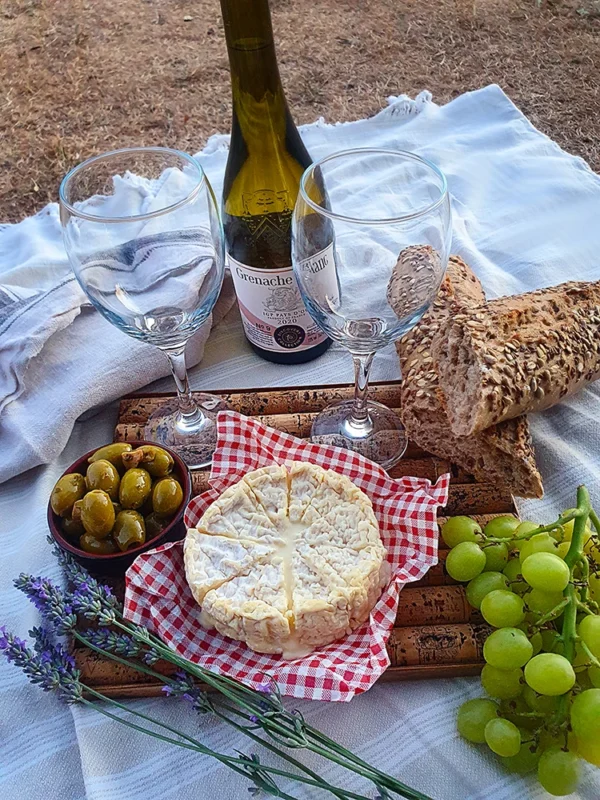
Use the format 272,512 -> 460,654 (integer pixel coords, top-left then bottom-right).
310,399 -> 407,471
144,394 -> 229,469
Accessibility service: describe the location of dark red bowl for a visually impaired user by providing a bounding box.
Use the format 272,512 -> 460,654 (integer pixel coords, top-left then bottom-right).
48,441 -> 192,576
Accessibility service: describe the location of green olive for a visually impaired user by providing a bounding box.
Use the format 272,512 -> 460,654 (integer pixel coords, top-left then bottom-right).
61,515 -> 85,538
122,445 -> 174,478
112,502 -> 123,516
50,473 -> 86,517
85,459 -> 120,500
88,442 -> 133,474
119,468 -> 152,509
79,534 -> 118,555
80,489 -> 116,539
71,499 -> 84,522
152,477 -> 183,517
113,510 -> 146,552
145,512 -> 171,539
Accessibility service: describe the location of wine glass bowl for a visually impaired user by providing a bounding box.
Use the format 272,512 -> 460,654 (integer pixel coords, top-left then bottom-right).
292,148 -> 451,470
60,147 -> 228,468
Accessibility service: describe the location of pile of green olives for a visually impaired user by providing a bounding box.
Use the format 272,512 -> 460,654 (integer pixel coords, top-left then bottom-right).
50,443 -> 184,555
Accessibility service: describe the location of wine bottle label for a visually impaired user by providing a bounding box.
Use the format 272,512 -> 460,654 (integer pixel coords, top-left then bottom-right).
229,244 -> 336,353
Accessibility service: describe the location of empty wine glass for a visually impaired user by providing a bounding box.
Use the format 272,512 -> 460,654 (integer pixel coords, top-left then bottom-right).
59,147 -> 227,468
292,148 -> 451,470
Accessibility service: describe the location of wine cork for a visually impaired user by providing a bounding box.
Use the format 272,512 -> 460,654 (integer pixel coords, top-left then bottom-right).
396,585 -> 481,626
118,383 -> 402,424
387,623 -> 490,667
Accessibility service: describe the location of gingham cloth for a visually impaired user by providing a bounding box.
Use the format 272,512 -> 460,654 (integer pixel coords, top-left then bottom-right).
124,410 -> 449,701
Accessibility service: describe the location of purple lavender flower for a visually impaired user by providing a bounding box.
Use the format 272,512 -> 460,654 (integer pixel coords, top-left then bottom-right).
50,541 -> 119,623
0,628 -> 82,703
161,670 -> 213,713
257,680 -> 272,695
13,575 -> 76,635
82,628 -> 160,665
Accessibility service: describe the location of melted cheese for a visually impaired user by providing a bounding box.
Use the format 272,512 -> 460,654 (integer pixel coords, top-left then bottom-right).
184,462 -> 388,658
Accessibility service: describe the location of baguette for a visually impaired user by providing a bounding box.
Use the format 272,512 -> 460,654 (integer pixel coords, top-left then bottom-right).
393,253 -> 543,498
433,281 -> 600,437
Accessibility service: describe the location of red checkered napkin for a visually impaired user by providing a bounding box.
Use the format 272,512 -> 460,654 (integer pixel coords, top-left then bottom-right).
124,410 -> 449,702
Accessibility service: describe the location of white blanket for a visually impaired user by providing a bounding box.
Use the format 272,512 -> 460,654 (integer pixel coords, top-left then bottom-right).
1,85 -> 599,799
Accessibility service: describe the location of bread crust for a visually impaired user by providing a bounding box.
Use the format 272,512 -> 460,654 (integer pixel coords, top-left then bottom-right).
393,254 -> 543,499
433,281 -> 600,437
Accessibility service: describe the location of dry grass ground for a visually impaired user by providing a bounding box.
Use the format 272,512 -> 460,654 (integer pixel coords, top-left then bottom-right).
1,0 -> 599,221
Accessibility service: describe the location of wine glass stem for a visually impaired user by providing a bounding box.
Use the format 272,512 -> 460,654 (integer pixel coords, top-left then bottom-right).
164,345 -> 206,432
345,352 -> 375,436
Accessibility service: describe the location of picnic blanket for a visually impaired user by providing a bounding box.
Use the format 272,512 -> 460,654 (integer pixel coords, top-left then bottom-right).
2,85 -> 600,799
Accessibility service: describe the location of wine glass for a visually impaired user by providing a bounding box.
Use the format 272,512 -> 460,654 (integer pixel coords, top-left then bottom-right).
59,147 -> 228,468
292,148 -> 451,470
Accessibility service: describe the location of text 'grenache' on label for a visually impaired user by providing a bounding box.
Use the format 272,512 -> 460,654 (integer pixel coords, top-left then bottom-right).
228,244 -> 336,353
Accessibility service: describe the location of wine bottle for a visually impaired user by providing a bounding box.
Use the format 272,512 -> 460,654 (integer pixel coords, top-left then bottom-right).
220,0 -> 332,364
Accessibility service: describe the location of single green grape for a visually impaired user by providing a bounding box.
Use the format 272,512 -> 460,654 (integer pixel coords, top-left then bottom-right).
500,741 -> 541,775
484,516 -> 520,541
484,628 -> 533,670
456,698 -> 498,743
588,664 -> 600,688
570,688 -> 600,744
556,541 -> 571,560
441,516 -> 482,548
522,684 -> 559,714
484,717 -> 521,757
521,552 -> 570,593
537,747 -> 580,797
529,631 -> 543,656
481,664 -> 523,700
577,736 -> 600,767
519,533 -> 558,563
525,588 -> 565,616
483,541 -> 509,572
578,614 -> 600,659
503,558 -> 528,595
524,653 -> 575,696
513,520 -> 541,550
465,572 -> 509,610
481,590 -> 525,628
445,541 -> 486,582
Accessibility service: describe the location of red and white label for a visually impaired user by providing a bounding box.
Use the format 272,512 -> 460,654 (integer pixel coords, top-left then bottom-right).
229,246 -> 335,353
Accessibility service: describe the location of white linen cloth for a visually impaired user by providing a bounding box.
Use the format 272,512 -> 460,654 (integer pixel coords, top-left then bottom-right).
2,84 -> 600,799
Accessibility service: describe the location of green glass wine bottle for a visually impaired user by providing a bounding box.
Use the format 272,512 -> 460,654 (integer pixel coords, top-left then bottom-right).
220,0 -> 332,364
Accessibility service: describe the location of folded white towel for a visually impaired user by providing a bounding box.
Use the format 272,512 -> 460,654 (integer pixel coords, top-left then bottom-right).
0,175 -> 235,483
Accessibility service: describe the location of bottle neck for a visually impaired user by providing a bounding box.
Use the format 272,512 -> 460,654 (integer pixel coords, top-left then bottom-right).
220,0 -> 288,143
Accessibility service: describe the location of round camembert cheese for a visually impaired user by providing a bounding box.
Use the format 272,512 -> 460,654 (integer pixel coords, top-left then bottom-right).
184,462 -> 389,659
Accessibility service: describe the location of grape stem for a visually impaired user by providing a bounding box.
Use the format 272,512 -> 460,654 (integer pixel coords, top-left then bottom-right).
530,599 -> 569,630
557,485 -> 591,723
483,511 -> 578,544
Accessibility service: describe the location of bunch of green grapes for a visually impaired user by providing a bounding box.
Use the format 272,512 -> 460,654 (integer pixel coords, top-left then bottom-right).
446,487 -> 600,796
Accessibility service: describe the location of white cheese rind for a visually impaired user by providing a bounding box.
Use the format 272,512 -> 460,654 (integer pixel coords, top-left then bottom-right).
184,462 -> 388,658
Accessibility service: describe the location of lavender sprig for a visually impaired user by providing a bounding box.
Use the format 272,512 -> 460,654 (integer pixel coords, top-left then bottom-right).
0,626 -> 82,703
13,575 -> 76,635
83,628 -> 160,666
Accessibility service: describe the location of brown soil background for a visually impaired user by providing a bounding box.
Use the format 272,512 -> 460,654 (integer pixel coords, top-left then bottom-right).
1,0 -> 599,222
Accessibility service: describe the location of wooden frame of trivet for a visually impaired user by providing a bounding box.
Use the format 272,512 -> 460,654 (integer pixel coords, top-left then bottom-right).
73,381 -> 517,697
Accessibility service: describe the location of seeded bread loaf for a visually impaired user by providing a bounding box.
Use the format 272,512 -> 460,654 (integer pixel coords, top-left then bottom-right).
433,281 -> 600,438
393,253 -> 543,498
